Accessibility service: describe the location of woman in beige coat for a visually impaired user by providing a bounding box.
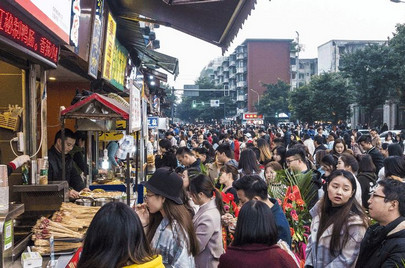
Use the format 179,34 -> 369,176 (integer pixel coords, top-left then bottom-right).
189,174 -> 224,268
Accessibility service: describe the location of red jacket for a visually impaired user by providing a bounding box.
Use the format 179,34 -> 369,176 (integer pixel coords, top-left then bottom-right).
218,244 -> 297,268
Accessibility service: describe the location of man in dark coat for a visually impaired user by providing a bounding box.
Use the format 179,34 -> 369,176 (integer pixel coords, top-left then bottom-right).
357,134 -> 384,174
356,178 -> 405,268
48,129 -> 87,198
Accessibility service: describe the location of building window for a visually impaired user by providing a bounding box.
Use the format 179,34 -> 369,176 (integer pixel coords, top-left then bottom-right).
290,57 -> 296,65
299,73 -> 305,79
292,72 -> 296,79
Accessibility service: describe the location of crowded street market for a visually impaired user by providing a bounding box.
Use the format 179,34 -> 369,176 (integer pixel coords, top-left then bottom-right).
0,0 -> 405,268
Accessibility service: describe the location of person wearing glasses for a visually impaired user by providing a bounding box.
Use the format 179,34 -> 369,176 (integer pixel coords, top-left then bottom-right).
285,147 -> 322,209
135,167 -> 199,268
355,178 -> 405,268
305,170 -> 369,268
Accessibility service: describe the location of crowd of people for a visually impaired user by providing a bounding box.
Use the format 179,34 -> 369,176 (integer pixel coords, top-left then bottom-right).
72,123 -> 405,268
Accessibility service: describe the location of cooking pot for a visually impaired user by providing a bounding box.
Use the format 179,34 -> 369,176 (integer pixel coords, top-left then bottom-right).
75,199 -> 93,207
94,198 -> 112,206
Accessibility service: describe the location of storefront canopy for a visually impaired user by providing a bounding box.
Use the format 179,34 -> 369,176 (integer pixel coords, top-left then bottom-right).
60,93 -> 129,120
115,17 -> 179,78
108,0 -> 257,53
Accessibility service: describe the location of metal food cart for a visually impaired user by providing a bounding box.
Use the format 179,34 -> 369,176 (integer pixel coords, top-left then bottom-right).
59,93 -> 138,205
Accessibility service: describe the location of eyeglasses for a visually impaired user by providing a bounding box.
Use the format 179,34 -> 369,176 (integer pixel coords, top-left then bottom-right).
286,158 -> 300,165
369,192 -> 386,200
144,193 -> 156,200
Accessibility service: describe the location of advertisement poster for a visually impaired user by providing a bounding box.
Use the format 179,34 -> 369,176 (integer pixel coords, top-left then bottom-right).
88,0 -> 104,78
15,0 -> 72,43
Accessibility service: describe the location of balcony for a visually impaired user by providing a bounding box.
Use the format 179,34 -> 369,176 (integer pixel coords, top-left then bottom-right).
236,53 -> 246,60
229,59 -> 236,66
223,77 -> 229,83
223,66 -> 229,72
237,81 -> 247,88
237,95 -> 246,102
236,66 -> 246,73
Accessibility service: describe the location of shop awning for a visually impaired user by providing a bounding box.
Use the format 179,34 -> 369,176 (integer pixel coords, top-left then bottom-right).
61,93 -> 129,120
115,17 -> 179,78
108,0 -> 257,53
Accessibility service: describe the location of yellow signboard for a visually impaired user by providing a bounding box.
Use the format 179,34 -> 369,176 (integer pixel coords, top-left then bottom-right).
102,12 -> 116,80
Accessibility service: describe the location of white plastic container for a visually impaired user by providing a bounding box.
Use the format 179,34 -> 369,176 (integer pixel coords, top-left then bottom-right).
21,251 -> 42,268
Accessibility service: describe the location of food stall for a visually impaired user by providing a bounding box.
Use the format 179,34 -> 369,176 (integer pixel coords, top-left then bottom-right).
59,93 -> 138,206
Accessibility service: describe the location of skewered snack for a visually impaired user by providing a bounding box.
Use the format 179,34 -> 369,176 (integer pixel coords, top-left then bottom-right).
32,217 -> 83,239
32,203 -> 100,255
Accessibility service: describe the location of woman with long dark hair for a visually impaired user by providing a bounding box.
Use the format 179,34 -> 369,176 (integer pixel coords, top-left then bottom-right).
272,145 -> 286,168
330,138 -> 349,162
238,149 -> 263,178
218,200 -> 298,267
305,170 -> 369,267
78,202 -> 164,268
136,167 -> 199,267
154,139 -> 177,169
189,175 -> 224,268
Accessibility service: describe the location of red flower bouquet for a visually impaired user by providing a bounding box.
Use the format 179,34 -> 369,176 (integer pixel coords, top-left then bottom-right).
282,185 -> 310,267
220,191 -> 239,250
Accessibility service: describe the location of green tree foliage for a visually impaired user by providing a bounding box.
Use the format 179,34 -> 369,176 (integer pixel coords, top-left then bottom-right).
176,76 -> 237,123
256,80 -> 290,123
288,85 -> 315,123
388,23 -> 405,103
288,73 -> 353,124
339,43 -> 396,124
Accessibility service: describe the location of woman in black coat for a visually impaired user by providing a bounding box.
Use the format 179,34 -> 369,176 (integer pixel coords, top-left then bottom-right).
155,139 -> 178,169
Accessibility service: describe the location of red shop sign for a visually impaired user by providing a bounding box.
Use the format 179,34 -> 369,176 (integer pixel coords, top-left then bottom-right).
0,4 -> 59,64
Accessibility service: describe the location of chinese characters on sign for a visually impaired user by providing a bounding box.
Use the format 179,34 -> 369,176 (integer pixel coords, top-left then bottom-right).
102,12 -> 116,80
0,5 -> 59,64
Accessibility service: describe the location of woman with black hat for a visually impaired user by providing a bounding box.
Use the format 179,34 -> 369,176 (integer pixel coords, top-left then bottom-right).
136,167 -> 199,268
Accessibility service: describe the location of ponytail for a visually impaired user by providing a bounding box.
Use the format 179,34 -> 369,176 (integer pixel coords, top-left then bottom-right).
189,175 -> 224,215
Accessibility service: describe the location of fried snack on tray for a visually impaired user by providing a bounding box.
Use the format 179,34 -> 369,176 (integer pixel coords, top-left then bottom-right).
32,217 -> 83,240
32,203 -> 100,254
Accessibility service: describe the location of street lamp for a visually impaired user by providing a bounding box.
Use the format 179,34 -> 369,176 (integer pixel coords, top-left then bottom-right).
249,88 -> 260,105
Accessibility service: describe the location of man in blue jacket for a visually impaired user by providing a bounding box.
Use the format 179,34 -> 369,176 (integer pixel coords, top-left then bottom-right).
233,175 -> 292,247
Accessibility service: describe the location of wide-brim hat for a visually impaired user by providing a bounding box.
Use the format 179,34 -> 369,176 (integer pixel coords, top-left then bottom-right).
142,167 -> 183,205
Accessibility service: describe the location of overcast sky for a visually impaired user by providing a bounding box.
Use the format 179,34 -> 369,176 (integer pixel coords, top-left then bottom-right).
155,0 -> 405,89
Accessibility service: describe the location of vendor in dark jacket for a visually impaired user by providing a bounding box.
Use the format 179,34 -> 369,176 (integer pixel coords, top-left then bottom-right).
48,129 -> 87,199
219,200 -> 297,268
356,178 -> 405,268
154,138 -> 177,169
233,175 -> 291,247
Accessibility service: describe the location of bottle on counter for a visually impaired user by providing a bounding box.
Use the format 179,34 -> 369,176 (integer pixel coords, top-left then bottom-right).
39,156 -> 48,185
0,165 -> 9,212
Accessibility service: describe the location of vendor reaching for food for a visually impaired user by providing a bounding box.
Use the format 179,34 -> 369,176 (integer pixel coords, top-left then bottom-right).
48,129 -> 89,199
